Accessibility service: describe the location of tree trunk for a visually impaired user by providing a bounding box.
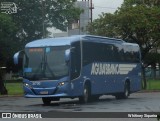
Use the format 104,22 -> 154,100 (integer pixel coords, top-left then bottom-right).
159,63 -> 160,78
151,63 -> 156,79
142,66 -> 147,89
0,72 -> 8,95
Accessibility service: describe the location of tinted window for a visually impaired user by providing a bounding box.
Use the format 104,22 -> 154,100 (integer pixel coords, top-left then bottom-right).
83,41 -> 117,66
82,41 -> 140,65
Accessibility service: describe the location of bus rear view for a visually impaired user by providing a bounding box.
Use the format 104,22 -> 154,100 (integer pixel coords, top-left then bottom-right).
14,35 -> 141,105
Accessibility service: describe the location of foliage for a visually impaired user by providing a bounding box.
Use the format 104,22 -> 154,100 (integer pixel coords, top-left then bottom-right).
0,13 -> 18,66
87,13 -> 117,37
144,52 -> 160,64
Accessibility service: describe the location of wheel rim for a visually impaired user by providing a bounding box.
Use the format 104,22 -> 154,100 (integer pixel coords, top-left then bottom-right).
125,83 -> 129,97
125,87 -> 129,97
84,87 -> 88,103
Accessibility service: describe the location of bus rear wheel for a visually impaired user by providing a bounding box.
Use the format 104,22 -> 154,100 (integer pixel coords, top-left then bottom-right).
79,85 -> 90,103
115,82 -> 130,99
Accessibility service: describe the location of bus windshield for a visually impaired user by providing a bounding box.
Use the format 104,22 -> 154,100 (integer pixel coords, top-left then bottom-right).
23,46 -> 69,80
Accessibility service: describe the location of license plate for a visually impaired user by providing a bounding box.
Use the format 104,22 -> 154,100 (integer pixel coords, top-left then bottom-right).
40,91 -> 48,95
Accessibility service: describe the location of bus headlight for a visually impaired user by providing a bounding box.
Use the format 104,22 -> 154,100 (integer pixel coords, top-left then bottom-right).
24,83 -> 32,89
58,81 -> 67,86
58,82 -> 65,86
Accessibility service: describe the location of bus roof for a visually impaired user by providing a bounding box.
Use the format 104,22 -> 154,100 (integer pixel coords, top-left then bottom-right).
25,36 -> 80,47
25,35 -> 127,48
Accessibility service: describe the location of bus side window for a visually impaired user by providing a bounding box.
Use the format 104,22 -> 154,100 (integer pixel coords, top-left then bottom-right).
71,42 -> 81,80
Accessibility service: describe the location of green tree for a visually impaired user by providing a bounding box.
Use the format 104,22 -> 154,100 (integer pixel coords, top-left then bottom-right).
0,13 -> 18,67
0,13 -> 18,95
87,13 -> 117,37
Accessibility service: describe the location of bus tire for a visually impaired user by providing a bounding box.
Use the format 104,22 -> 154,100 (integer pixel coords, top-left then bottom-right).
42,97 -> 51,105
79,84 -> 90,103
115,82 -> 130,99
123,82 -> 130,99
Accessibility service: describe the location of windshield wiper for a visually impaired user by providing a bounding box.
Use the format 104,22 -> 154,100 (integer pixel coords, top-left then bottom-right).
31,55 -> 44,80
45,55 -> 55,78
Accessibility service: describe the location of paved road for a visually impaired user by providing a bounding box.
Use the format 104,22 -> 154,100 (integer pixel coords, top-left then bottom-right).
0,92 -> 160,112
0,92 -> 160,121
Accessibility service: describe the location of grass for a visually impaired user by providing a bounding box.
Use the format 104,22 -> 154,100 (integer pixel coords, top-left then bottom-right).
2,79 -> 160,96
5,83 -> 23,95
147,79 -> 160,90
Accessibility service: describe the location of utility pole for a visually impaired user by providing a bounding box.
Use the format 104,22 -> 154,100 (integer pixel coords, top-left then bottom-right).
82,0 -> 94,23
90,0 -> 94,23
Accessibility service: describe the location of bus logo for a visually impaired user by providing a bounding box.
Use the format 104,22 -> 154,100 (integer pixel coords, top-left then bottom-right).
91,63 -> 137,75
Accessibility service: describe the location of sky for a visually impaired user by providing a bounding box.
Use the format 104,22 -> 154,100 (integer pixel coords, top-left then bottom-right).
92,0 -> 124,19
50,0 -> 124,33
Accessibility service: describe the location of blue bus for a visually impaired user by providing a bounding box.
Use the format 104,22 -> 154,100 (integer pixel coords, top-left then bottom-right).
14,35 -> 141,105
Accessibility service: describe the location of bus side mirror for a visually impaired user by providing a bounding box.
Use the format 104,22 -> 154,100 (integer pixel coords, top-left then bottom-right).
65,47 -> 75,62
13,51 -> 24,65
65,49 -> 71,63
13,51 -> 24,75
14,51 -> 20,65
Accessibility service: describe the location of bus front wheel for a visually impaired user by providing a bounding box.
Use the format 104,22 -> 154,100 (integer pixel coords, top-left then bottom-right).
42,97 -> 60,105
79,85 -> 90,103
42,97 -> 51,105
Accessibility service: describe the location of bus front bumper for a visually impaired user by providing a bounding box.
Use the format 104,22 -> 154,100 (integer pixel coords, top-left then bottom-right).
24,93 -> 69,98
23,83 -> 70,98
